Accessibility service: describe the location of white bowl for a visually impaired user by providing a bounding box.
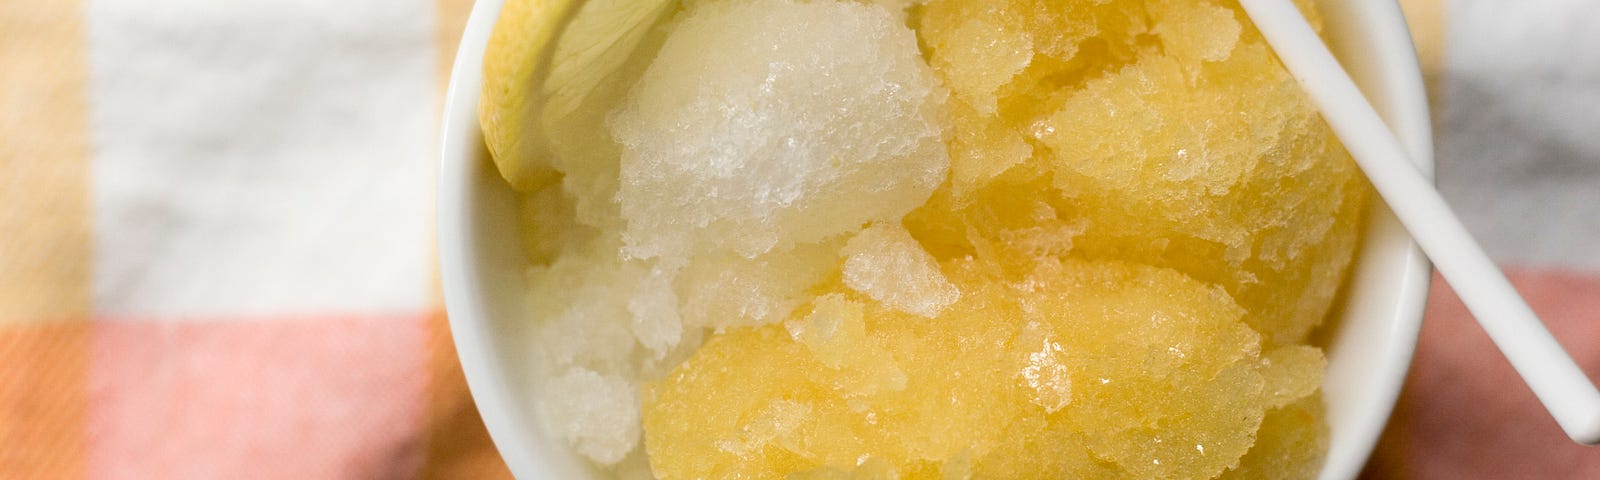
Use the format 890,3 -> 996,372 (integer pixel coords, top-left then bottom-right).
438,1 -> 1434,478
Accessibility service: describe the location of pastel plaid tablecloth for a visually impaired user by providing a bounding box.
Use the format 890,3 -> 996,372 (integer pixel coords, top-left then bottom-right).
1,0 -> 1596,478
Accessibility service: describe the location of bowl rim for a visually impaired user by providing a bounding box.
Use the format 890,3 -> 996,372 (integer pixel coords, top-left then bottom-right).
1310,1 -> 1434,478
438,1 -> 554,477
437,1 -> 1434,478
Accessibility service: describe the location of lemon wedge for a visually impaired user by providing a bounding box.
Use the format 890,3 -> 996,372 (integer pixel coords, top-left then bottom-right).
480,0 -> 678,191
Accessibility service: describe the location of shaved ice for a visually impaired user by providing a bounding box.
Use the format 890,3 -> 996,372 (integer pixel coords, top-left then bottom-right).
487,0 -> 1365,477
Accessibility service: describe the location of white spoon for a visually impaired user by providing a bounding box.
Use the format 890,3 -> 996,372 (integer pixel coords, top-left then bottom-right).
1238,0 -> 1600,445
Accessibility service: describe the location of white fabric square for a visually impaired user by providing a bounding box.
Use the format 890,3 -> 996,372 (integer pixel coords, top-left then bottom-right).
1442,0 -> 1600,269
86,0 -> 438,317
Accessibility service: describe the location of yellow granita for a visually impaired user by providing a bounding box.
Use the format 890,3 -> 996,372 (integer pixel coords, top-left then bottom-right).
491,0 -> 1366,476
1220,394 -> 1331,480
909,0 -> 1368,346
643,258 -> 1326,479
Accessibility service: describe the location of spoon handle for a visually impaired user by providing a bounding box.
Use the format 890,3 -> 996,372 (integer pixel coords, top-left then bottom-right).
1240,0 -> 1600,445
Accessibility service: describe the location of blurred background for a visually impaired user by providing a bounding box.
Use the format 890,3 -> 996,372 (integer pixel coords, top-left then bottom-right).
1,0 -> 1596,478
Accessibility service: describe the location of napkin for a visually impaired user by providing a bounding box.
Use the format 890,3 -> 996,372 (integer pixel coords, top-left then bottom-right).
1,0 -> 1596,478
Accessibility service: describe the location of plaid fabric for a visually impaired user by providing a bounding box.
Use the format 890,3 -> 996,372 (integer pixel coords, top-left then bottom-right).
1,0 -> 1595,478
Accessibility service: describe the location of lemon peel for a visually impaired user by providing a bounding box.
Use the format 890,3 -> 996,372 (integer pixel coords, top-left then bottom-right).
479,0 -> 677,191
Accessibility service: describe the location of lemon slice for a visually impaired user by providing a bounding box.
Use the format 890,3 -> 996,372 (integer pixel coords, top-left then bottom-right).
480,0 -> 678,191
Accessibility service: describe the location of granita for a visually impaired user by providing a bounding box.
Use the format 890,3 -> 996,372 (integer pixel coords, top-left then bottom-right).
479,0 -> 1367,478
